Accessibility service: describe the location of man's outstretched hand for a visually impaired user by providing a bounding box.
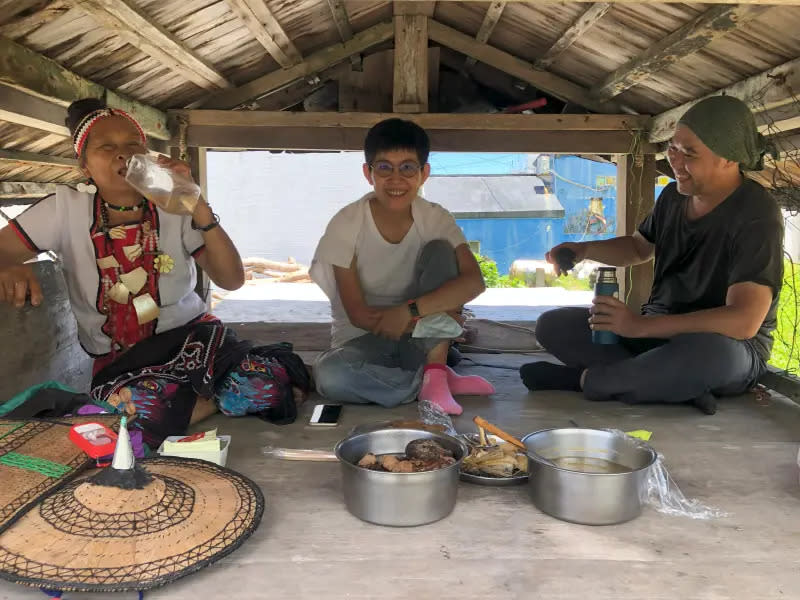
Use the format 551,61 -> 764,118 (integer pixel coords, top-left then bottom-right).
0,265 -> 43,308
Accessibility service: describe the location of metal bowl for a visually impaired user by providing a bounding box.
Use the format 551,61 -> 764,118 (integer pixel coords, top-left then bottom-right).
521,428 -> 657,525
459,434 -> 528,486
334,428 -> 468,527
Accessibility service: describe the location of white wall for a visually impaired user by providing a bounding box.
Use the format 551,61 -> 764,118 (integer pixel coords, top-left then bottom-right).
207,151 -> 370,266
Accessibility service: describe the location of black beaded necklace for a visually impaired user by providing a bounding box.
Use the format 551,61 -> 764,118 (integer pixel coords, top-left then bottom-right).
103,199 -> 143,212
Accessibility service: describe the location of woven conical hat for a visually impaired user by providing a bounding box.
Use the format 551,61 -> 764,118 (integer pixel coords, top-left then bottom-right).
0,457 -> 264,592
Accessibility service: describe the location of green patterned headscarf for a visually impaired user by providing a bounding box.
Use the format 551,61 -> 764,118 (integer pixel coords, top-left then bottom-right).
677,95 -> 768,171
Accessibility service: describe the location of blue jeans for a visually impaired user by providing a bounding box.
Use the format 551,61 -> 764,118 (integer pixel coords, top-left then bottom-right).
535,307 -> 766,404
314,240 -> 458,407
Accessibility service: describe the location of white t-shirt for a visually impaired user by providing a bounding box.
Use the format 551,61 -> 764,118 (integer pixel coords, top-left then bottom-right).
310,193 -> 467,347
11,185 -> 207,356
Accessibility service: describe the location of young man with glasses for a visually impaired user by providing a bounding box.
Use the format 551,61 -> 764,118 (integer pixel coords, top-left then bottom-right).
310,118 -> 493,415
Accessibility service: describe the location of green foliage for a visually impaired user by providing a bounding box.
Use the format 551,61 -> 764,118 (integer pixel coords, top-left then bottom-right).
545,272 -> 592,291
475,253 -> 500,287
498,274 -> 526,288
769,259 -> 799,375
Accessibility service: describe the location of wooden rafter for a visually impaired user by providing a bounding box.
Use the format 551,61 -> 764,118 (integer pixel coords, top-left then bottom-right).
535,3 -> 611,70
72,0 -> 232,91
226,0 -> 302,68
326,0 -> 353,41
650,56 -> 800,143
198,22 -> 394,110
0,0 -> 53,26
427,20 -> 624,113
0,149 -> 77,169
591,4 -> 772,102
465,1 -> 507,69
0,36 -> 169,140
254,64 -> 351,111
0,0 -> 69,38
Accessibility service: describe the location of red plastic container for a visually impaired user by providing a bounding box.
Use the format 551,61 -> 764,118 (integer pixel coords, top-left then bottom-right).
69,422 -> 118,459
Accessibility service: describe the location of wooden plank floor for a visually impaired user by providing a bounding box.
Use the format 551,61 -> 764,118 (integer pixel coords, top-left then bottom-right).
1,354 -> 799,599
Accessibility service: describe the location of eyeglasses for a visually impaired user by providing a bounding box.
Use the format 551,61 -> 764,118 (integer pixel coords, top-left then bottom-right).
370,160 -> 422,179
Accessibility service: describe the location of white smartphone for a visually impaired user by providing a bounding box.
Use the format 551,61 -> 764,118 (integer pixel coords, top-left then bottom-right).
309,404 -> 342,427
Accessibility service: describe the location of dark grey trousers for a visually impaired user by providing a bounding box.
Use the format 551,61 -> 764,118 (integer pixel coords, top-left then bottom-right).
535,307 -> 766,404
314,240 -> 459,407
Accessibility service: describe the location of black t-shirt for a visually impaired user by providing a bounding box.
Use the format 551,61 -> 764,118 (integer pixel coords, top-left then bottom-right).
638,179 -> 784,361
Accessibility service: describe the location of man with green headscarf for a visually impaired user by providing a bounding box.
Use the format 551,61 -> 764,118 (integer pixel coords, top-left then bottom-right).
520,95 -> 784,414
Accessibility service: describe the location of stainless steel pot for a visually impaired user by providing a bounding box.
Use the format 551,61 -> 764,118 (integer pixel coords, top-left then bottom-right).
334,428 -> 468,527
522,428 -> 657,525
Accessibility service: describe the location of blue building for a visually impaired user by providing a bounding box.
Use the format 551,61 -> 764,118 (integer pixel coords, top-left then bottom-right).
423,174 -> 564,274
425,155 -> 623,274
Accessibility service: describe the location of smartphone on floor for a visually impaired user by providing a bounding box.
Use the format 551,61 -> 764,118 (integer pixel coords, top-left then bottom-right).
309,404 -> 342,427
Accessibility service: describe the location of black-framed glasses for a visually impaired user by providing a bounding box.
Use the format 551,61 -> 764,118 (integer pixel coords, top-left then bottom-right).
370,160 -> 422,178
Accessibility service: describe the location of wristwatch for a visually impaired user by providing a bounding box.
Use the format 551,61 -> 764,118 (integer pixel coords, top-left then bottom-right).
191,211 -> 220,232
408,299 -> 421,321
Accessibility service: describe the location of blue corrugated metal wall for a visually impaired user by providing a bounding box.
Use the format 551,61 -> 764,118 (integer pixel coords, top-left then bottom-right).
457,156 -> 621,274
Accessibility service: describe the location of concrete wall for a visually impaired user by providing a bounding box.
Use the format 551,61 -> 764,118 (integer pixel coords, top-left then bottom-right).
0,260 -> 92,402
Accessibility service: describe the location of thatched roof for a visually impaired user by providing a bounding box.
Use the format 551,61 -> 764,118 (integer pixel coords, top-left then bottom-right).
1,0 -> 798,206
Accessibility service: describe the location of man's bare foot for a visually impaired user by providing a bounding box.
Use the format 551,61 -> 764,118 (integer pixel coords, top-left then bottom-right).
107,388 -> 136,416
190,396 -> 218,425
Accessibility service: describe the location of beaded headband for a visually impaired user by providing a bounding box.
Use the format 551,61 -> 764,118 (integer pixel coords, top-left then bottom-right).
72,108 -> 147,157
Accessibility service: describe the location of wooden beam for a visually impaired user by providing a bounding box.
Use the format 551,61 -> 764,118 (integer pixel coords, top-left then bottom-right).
176,110 -> 650,131
465,1 -> 507,69
0,84 -> 70,136
198,22 -> 394,110
394,1 -> 437,16
184,127 -> 649,153
393,14 -> 429,112
0,182 -> 57,199
757,104 -> 800,136
617,154 -> 656,310
173,110 -> 654,153
73,0 -> 232,90
226,0 -> 302,68
0,36 -> 169,140
428,19 -> 623,113
0,149 -> 77,169
650,56 -> 800,143
325,0 -> 353,41
591,5 -> 771,102
535,3 -> 611,70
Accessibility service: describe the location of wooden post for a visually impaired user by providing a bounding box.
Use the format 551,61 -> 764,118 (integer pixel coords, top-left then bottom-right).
172,146 -> 211,305
393,14 -> 429,113
616,154 -> 656,311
